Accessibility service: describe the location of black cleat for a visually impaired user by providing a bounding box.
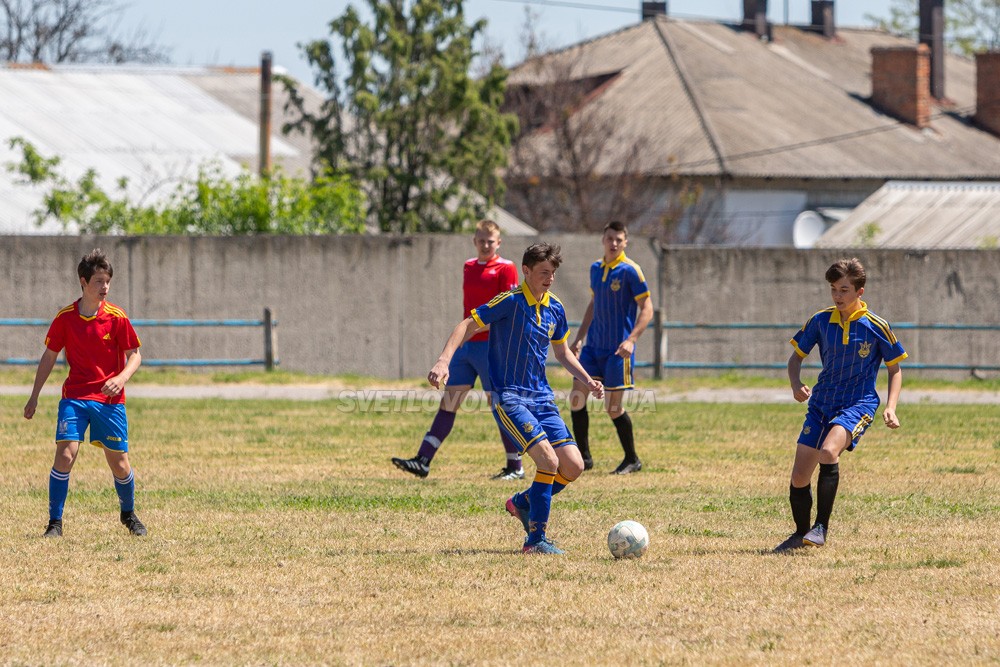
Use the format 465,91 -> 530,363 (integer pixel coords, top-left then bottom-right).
121,511 -> 147,536
391,456 -> 430,478
491,467 -> 525,480
43,519 -> 63,538
582,456 -> 594,471
773,533 -> 807,553
611,459 -> 642,475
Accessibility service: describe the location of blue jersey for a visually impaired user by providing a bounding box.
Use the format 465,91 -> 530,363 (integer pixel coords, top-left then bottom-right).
790,302 -> 907,412
586,252 -> 650,350
471,283 -> 570,399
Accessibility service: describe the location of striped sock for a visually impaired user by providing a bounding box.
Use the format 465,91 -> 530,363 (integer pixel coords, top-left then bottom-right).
417,409 -> 457,462
114,468 -> 136,513
501,432 -> 522,472
526,469 -> 556,543
552,469 -> 572,496
48,468 -> 70,521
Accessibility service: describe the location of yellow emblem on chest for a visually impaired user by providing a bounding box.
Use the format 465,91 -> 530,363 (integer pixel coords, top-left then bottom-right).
858,341 -> 872,359
610,278 -> 621,292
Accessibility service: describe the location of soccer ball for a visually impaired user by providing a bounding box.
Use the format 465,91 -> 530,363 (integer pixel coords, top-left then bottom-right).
607,520 -> 649,559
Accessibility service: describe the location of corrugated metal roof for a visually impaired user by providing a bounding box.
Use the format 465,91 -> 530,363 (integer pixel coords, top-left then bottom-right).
507,18 -> 1000,181
816,181 -> 1000,248
0,65 -> 315,234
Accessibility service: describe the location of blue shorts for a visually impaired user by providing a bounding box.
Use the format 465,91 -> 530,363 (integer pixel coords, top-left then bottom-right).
797,400 -> 878,452
56,399 -> 130,452
578,345 -> 634,390
491,392 -> 575,454
447,340 -> 491,391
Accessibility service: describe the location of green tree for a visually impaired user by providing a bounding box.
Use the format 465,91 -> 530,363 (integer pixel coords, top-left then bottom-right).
281,0 -> 517,233
865,0 -> 1000,55
5,137 -> 366,235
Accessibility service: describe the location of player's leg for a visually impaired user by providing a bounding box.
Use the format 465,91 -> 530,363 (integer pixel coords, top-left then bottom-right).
775,406 -> 825,552
603,352 -> 640,474
393,342 -> 481,477
92,402 -> 146,536
801,425 -> 850,547
569,346 -> 601,470
46,399 -> 87,537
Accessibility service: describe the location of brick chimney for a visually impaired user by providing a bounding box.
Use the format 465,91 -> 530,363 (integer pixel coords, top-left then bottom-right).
870,45 -> 931,128
974,52 -> 1000,137
810,1 -> 835,39
742,0 -> 768,40
919,0 -> 945,99
642,1 -> 666,20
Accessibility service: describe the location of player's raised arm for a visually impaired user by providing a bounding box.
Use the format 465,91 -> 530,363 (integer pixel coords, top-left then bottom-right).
427,317 -> 486,388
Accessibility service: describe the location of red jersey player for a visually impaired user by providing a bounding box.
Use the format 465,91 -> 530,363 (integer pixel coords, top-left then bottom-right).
24,249 -> 147,537
392,219 -> 522,479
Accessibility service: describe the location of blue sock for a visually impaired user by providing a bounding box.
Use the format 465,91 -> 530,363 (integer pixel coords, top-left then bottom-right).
526,470 -> 556,543
552,469 -> 572,495
114,468 -> 135,513
49,468 -> 70,521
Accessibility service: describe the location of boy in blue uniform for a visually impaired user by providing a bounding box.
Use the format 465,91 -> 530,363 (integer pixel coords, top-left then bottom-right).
775,258 -> 906,552
427,243 -> 604,554
569,221 -> 653,474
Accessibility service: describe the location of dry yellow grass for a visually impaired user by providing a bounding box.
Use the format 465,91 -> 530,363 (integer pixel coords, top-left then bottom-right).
1,394 -> 998,665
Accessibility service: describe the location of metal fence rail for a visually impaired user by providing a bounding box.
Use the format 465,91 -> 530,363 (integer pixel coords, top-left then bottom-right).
1,308 -> 278,370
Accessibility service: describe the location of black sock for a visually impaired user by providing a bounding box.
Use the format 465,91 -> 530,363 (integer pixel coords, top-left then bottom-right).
789,483 -> 812,536
815,462 -> 840,528
571,408 -> 590,459
612,412 -> 637,462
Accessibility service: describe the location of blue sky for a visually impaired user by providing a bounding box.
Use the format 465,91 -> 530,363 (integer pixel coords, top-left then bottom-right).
121,0 -> 895,84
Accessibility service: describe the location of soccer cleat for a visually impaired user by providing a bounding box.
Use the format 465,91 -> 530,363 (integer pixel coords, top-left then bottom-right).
391,456 -> 430,478
772,533 -> 807,553
803,524 -> 827,547
582,456 -> 594,471
43,519 -> 63,538
505,496 -> 531,533
121,511 -> 147,536
611,459 -> 642,475
491,467 -> 525,480
522,536 -> 565,555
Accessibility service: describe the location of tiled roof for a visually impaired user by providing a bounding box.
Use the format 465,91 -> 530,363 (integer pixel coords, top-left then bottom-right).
508,17 -> 1000,181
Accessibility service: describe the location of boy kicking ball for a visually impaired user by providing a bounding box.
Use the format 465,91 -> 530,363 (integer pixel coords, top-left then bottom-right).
775,258 -> 906,553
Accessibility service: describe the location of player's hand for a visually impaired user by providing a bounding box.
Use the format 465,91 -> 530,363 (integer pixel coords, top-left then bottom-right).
570,340 -> 584,357
23,398 -> 37,420
102,375 -> 125,397
588,379 -> 604,400
792,384 -> 811,403
616,339 -> 635,359
883,408 -> 900,429
427,361 -> 450,389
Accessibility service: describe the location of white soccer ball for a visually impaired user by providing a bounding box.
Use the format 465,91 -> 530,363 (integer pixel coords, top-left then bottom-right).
607,520 -> 649,559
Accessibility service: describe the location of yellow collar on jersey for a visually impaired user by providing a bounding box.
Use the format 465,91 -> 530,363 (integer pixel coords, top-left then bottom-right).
521,282 -> 551,307
830,300 -> 868,344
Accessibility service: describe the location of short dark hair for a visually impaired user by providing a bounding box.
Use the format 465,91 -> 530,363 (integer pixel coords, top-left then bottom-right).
603,220 -> 628,237
825,258 -> 866,290
78,249 -> 113,282
522,243 -> 563,269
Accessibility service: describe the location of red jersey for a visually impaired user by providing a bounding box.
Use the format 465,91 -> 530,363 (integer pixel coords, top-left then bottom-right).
464,256 -> 519,342
44,300 -> 141,403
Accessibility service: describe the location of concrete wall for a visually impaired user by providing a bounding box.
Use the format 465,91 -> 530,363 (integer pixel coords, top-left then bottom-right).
2,236 -> 997,378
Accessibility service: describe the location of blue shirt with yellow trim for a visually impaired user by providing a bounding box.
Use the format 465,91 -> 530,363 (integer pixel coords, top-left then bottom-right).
587,252 -> 650,350
472,283 -> 570,399
790,301 -> 907,412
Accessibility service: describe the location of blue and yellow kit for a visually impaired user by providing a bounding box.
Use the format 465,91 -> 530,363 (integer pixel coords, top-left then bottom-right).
585,252 -> 650,350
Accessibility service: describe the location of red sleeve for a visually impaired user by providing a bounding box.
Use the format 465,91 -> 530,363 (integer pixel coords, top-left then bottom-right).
115,317 -> 141,351
500,263 -> 519,291
45,315 -> 66,352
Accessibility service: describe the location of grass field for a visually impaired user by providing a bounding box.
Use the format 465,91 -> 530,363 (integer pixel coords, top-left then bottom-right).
1,389 -> 998,665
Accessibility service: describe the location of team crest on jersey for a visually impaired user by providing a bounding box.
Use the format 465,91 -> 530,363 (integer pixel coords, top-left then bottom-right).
610,278 -> 621,292
858,341 -> 872,358
547,322 -> 555,338
102,333 -> 111,340
523,422 -> 535,433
